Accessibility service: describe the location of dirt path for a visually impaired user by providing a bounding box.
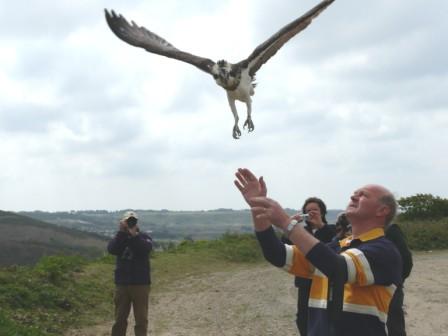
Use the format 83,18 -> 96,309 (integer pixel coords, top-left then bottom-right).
66,251 -> 448,336
403,251 -> 448,335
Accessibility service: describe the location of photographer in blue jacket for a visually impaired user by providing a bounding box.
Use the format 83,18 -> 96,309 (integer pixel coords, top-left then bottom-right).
108,211 -> 153,336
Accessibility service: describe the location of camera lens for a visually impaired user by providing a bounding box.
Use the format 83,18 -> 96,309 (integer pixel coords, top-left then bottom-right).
127,217 -> 138,228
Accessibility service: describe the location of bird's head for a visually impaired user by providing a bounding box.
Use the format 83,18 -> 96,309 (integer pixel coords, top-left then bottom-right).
211,60 -> 239,90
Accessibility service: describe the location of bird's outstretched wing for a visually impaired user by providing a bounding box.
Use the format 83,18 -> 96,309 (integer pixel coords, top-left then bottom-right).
240,0 -> 335,77
105,9 -> 216,75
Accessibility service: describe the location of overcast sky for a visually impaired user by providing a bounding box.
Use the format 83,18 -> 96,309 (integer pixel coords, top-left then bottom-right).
1,0 -> 447,212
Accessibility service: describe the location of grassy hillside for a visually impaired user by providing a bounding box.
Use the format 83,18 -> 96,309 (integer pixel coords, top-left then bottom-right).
0,233 -> 264,336
0,255 -> 113,336
0,211 -> 107,266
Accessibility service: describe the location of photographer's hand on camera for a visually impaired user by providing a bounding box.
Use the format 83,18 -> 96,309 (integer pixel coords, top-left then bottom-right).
118,219 -> 139,236
125,216 -> 139,236
127,224 -> 139,237
119,219 -> 128,232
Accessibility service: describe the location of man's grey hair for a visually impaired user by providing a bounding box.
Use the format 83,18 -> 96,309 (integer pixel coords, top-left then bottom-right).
380,193 -> 397,226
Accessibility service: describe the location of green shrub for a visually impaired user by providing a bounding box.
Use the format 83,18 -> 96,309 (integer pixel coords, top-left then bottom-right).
214,233 -> 263,262
165,233 -> 263,263
0,255 -> 114,335
399,218 -> 448,250
398,194 -> 448,220
0,285 -> 34,309
35,255 -> 86,285
0,309 -> 47,336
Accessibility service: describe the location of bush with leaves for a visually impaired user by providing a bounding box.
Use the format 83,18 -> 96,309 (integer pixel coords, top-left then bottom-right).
398,194 -> 448,220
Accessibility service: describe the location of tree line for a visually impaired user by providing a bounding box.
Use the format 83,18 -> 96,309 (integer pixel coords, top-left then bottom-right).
398,194 -> 448,220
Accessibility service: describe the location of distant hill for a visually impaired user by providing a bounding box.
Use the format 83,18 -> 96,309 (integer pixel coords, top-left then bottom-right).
20,208 -> 343,241
0,210 -> 108,266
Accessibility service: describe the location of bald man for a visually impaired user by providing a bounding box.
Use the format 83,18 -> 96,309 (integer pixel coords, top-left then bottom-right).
234,168 -> 402,336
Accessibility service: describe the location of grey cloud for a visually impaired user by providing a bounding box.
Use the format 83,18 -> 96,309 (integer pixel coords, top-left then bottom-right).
92,138 -> 169,178
0,0 -> 147,40
252,0 -> 448,72
0,2 -> 94,39
162,72 -> 220,115
0,103 -> 58,133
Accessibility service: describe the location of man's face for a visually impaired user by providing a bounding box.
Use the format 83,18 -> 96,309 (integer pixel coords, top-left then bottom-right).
346,185 -> 386,221
304,202 -> 324,228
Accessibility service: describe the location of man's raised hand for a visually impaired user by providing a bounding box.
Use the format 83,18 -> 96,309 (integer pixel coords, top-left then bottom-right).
234,168 -> 267,206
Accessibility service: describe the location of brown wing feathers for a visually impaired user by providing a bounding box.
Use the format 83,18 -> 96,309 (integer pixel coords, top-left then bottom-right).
246,0 -> 335,76
105,9 -> 215,74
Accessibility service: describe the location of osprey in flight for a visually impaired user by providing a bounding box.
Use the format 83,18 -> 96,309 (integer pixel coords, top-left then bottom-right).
105,0 -> 335,139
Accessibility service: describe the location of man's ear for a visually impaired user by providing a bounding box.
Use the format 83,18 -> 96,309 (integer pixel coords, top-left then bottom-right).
376,204 -> 390,218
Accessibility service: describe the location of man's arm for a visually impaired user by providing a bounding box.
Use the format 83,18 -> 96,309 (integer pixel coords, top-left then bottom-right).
251,196 -> 320,255
107,230 -> 129,255
255,226 -> 287,267
251,196 -> 347,280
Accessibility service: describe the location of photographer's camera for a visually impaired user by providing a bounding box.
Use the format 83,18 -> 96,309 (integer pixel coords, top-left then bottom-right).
126,216 -> 138,228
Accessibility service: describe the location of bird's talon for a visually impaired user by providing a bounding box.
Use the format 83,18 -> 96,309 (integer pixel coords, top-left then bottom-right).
233,126 -> 242,139
243,119 -> 255,133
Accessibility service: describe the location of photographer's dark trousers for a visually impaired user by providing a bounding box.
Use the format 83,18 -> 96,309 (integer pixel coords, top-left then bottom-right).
386,285 -> 406,336
111,285 -> 150,336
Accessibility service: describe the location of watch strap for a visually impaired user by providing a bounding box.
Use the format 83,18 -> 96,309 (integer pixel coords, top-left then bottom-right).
284,219 -> 306,237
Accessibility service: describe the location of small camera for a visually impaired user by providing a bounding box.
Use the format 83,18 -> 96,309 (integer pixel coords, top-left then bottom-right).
126,216 -> 138,228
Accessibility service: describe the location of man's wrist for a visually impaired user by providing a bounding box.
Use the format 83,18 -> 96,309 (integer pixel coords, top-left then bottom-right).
278,214 -> 292,230
284,219 -> 306,238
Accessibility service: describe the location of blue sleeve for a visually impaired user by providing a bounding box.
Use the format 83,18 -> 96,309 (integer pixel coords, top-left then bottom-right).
255,227 -> 286,267
306,242 -> 347,281
107,231 -> 129,255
